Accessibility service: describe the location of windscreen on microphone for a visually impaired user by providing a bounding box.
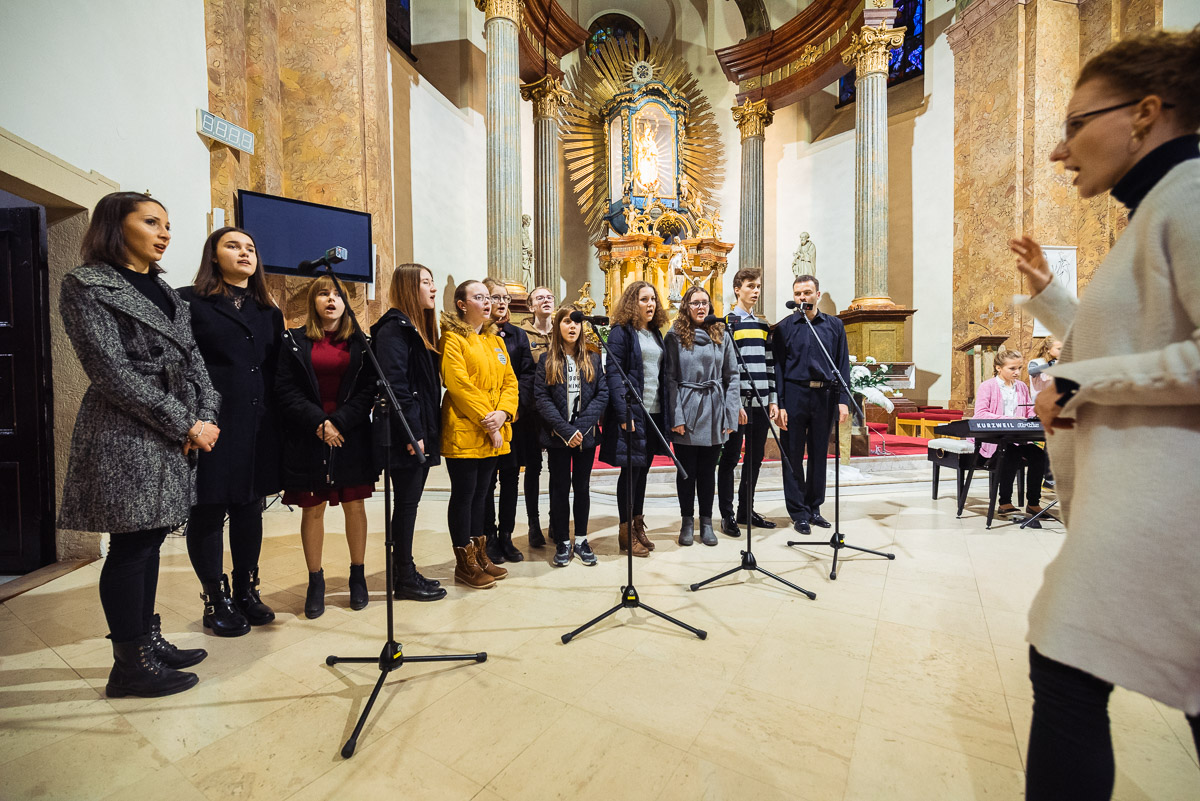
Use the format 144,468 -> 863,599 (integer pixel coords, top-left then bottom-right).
701,314 -> 722,327
569,310 -> 609,325
785,300 -> 814,311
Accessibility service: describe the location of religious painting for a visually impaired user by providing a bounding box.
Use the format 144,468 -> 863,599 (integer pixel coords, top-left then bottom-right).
1033,246 -> 1077,337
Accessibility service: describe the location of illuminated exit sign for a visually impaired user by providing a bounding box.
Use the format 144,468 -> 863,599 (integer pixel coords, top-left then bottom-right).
197,109 -> 255,154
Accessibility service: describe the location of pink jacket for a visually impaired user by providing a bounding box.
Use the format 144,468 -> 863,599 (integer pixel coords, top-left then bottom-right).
971,377 -> 1035,458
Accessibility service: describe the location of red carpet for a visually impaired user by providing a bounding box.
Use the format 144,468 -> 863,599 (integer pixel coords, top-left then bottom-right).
592,430 -> 930,469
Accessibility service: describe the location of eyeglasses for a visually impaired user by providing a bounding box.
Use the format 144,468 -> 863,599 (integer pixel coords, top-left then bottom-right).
1061,99 -> 1175,142
687,300 -> 710,308
490,294 -> 511,303
532,294 -> 553,303
468,294 -> 491,303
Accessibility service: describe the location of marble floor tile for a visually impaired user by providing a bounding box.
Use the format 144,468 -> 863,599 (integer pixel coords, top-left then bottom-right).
734,636 -> 869,720
982,605 -> 1030,650
878,586 -> 990,641
869,621 -> 1004,695
656,752 -> 799,801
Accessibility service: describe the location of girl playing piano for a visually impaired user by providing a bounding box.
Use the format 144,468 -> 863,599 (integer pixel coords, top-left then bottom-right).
973,349 -> 1047,520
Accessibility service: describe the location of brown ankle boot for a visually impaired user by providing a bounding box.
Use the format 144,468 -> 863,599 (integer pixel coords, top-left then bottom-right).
618,521 -> 649,557
633,514 -> 655,551
454,542 -> 496,589
473,536 -> 508,580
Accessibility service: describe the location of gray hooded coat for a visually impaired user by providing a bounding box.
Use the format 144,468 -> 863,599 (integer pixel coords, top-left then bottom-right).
664,325 -> 740,447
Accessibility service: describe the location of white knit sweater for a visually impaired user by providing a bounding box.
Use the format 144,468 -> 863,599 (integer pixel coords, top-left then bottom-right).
1022,159 -> 1200,715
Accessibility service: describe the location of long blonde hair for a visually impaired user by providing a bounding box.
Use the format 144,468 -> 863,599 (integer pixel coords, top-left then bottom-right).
543,306 -> 597,385
302,275 -> 353,342
388,263 -> 439,351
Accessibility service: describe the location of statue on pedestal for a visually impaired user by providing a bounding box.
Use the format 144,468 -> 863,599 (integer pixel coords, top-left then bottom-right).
792,231 -> 816,275
520,213 -> 534,287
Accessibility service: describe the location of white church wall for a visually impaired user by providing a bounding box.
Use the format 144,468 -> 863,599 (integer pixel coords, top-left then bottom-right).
0,0 -> 211,287
1163,0 -> 1200,29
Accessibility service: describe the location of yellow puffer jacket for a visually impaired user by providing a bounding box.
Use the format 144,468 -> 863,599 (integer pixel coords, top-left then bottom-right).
439,312 -> 520,458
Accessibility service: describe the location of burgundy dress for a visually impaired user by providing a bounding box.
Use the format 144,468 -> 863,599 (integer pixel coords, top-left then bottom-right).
281,334 -> 374,508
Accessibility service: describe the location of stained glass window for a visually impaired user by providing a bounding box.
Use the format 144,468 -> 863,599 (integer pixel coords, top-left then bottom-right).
587,13 -> 645,58
837,0 -> 925,105
386,0 -> 413,60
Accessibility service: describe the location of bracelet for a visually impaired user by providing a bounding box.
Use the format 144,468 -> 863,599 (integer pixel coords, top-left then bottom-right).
189,421 -> 206,442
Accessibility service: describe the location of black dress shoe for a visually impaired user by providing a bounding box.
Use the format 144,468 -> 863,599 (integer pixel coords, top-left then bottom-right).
793,519 -> 811,535
810,514 -> 831,529
720,517 -> 740,537
738,510 -> 777,529
394,564 -> 447,602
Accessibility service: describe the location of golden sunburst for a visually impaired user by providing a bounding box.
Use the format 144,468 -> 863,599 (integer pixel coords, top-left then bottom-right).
561,31 -> 724,238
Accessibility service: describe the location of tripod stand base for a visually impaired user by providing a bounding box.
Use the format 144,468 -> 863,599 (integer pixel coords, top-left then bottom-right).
561,585 -> 707,644
327,641 -> 486,757
787,533 -> 896,580
689,550 -> 817,599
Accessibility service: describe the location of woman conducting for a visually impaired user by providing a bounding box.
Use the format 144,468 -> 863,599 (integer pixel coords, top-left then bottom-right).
439,280 -> 519,588
534,306 -> 608,567
664,285 -> 739,546
276,276 -> 379,618
1009,26 -> 1200,800
599,280 -> 671,556
59,191 -> 217,697
180,227 -> 283,636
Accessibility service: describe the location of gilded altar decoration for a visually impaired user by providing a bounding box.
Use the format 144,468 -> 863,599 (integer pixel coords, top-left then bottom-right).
732,98 -> 774,141
520,74 -> 571,120
561,31 -> 730,314
842,23 -> 907,76
474,0 -> 523,24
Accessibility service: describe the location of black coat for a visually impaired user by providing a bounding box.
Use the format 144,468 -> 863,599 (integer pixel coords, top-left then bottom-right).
275,327 -> 380,491
495,321 -> 537,465
370,308 -> 441,468
178,287 -> 283,504
534,351 -> 608,449
599,323 -> 673,467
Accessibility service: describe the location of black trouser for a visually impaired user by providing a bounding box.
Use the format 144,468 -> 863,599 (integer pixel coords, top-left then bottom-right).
547,446 -> 596,543
485,451 -> 519,537
390,464 -> 429,570
524,446 -> 544,525
1026,646 -> 1200,801
186,499 -> 264,585
445,457 -> 498,548
781,385 -> 835,522
997,442 -> 1045,507
100,527 -> 169,642
718,404 -> 769,520
675,443 -> 721,518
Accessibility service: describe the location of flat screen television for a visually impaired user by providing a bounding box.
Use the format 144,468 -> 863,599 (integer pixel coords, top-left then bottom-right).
236,190 -> 373,283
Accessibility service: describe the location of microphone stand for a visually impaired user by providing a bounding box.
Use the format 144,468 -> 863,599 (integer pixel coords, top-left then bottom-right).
316,263 -> 485,758
561,327 -> 707,643
689,316 -> 815,599
785,308 -> 895,580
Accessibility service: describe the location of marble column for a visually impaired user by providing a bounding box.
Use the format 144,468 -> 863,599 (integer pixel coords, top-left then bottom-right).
476,0 -> 524,283
521,75 -> 571,293
842,9 -> 904,310
732,98 -> 773,311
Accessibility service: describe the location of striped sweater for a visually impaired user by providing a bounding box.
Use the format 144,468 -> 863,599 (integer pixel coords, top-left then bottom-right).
727,308 -> 777,407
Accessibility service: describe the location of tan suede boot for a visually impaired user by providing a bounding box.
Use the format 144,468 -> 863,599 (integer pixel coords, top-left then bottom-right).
618,521 -> 649,557
473,536 -> 508,580
633,514 -> 655,551
454,542 -> 496,589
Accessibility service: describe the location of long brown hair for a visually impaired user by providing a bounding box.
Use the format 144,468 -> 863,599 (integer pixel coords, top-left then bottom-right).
610,280 -> 668,330
482,277 -> 511,324
388,263 -> 439,351
192,226 -> 275,307
544,306 -> 597,385
671,285 -> 724,350
81,192 -> 167,273
302,275 -> 353,342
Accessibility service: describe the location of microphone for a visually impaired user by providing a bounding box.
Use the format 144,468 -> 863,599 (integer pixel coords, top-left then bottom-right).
1028,359 -> 1056,377
785,300 -> 814,312
724,313 -> 738,326
701,314 -> 722,327
967,320 -> 992,334
569,310 -> 609,326
298,246 -> 348,275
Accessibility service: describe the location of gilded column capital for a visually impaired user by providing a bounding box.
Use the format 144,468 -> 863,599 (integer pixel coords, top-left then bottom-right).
520,75 -> 572,119
731,98 -> 774,141
841,23 -> 907,76
474,0 -> 523,24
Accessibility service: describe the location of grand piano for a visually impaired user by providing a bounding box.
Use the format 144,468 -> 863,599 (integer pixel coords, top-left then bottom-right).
929,418 -> 1046,528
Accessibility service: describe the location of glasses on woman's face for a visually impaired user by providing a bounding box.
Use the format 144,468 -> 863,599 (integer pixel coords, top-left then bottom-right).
469,294 -> 490,303
1060,99 -> 1175,142
490,294 -> 511,304
688,300 -> 710,309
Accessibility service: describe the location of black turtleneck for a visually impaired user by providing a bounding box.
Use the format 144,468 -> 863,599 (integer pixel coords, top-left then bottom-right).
113,263 -> 174,320
1111,134 -> 1200,217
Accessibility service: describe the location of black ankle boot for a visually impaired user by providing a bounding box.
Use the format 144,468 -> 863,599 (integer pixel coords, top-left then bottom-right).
394,563 -> 447,602
348,564 -> 368,611
106,635 -> 198,698
498,530 -> 524,562
232,567 -> 275,625
149,613 -> 207,669
528,519 -> 546,549
201,575 -> 251,637
305,569 -> 325,619
485,533 -> 507,565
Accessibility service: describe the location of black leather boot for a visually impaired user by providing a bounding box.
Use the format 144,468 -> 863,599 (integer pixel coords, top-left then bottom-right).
149,614 -> 207,669
527,518 -> 546,549
498,530 -> 524,562
106,635 -> 198,698
201,575 -> 251,637
485,532 -> 507,565
305,569 -> 325,619
232,567 -> 275,625
348,564 -> 369,611
394,562 -> 447,602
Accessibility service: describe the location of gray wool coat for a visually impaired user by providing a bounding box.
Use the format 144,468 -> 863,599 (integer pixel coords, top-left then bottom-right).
57,265 -> 221,533
664,325 -> 740,447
